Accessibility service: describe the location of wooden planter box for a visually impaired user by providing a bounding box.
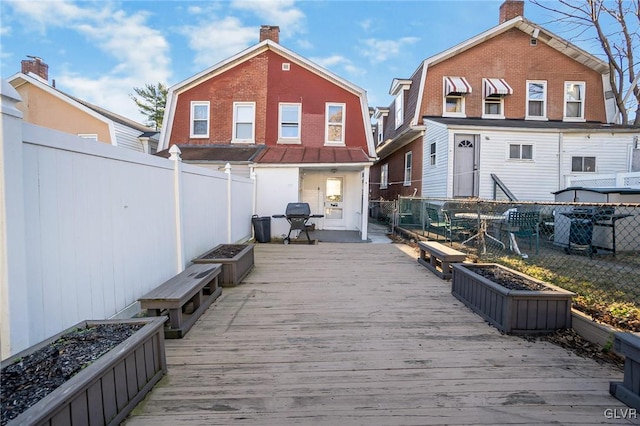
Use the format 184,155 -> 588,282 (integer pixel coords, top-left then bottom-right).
2,317 -> 167,426
193,244 -> 254,287
610,332 -> 640,410
451,263 -> 575,334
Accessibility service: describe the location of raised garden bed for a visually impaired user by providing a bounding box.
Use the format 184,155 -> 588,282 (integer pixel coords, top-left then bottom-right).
192,244 -> 254,287
1,317 -> 166,426
451,263 -> 575,334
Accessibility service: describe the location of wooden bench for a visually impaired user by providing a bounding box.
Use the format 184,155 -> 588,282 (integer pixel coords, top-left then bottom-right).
139,263 -> 222,338
417,241 -> 466,280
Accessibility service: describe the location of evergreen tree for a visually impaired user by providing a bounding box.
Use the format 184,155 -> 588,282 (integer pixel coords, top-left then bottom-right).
130,83 -> 168,130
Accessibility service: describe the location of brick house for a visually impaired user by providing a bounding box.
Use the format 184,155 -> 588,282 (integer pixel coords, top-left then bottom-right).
371,0 -> 639,202
158,26 -> 376,240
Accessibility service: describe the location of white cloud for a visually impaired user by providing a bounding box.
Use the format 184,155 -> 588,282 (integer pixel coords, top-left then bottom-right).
179,17 -> 258,69
230,0 -> 305,37
360,37 -> 420,62
6,1 -> 172,123
309,55 -> 365,77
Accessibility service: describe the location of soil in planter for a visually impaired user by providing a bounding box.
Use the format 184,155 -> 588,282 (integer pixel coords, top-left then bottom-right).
465,265 -> 550,291
1,323 -> 143,425
201,244 -> 247,259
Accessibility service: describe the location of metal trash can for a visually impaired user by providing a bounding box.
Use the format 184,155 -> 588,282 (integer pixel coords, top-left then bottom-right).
252,215 -> 271,243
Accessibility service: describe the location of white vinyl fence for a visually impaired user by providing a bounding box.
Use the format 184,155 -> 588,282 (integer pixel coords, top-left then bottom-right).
1,82 -> 254,358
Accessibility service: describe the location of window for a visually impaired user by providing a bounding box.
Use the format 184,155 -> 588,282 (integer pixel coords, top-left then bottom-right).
232,102 -> 255,142
190,101 -> 209,137
278,103 -> 301,143
326,103 -> 345,145
482,78 -> 512,119
572,156 -> 596,172
77,134 -> 98,141
445,95 -> 464,115
443,76 -> 471,117
404,151 -> 412,186
429,142 -> 436,166
380,164 -> 388,189
483,96 -> 503,117
564,82 -> 585,121
509,144 -> 533,160
395,91 -> 403,128
526,81 -> 547,119
377,117 -> 384,145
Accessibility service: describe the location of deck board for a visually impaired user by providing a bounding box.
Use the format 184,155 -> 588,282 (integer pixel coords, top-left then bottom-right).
125,243 -> 633,425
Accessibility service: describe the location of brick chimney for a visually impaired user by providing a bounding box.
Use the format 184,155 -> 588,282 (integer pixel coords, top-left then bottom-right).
259,25 -> 280,43
499,0 -> 524,23
21,56 -> 49,81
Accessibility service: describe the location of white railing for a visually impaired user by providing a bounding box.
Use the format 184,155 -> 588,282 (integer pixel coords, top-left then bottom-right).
565,171 -> 640,189
1,82 -> 254,358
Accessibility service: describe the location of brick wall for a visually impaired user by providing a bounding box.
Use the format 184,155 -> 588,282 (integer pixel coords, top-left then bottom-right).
420,28 -> 607,122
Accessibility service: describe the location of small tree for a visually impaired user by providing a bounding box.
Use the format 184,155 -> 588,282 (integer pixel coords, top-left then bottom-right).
130,83 -> 168,130
531,0 -> 639,125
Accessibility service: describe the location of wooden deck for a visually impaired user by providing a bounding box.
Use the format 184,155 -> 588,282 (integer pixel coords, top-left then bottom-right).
125,243 -> 633,425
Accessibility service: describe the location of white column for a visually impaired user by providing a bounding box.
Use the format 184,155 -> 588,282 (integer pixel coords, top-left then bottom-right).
0,80 -> 30,358
361,166 -> 370,240
225,163 -> 232,243
169,145 -> 185,273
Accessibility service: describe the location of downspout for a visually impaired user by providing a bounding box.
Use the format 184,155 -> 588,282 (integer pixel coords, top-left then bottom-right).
557,132 -> 564,190
361,166 -> 370,240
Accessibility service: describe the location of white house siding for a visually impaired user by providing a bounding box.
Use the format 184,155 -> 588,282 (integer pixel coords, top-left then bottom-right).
561,133 -> 633,185
478,130 -> 560,201
114,122 -> 144,152
421,121 -> 449,198
254,167 -> 301,238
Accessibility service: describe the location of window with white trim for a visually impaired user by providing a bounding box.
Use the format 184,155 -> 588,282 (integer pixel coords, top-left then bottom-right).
78,134 -> 98,141
278,103 -> 301,143
526,81 -> 547,120
445,95 -> 464,115
564,82 -> 585,121
380,163 -> 388,189
509,143 -> 533,160
429,142 -> 436,166
572,156 -> 596,172
404,151 -> 412,186
190,101 -> 210,137
326,103 -> 345,145
395,91 -> 403,128
232,102 -> 255,142
483,96 -> 503,117
377,117 -> 384,145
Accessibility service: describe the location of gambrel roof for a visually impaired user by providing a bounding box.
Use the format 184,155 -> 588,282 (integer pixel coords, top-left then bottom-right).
158,39 -> 376,157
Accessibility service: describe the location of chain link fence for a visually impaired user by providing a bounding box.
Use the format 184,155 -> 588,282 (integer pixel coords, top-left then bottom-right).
385,196 -> 640,330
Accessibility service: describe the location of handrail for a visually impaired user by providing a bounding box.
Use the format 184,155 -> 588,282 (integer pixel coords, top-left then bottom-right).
490,173 -> 518,201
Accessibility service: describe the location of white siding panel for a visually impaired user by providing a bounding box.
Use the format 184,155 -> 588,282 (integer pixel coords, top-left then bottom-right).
114,122 -> 144,152
255,168 -> 300,237
479,131 -> 560,201
422,121 -> 449,197
561,133 -> 633,185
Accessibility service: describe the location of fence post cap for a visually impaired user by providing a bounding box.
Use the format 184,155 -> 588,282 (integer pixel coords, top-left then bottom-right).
169,145 -> 182,161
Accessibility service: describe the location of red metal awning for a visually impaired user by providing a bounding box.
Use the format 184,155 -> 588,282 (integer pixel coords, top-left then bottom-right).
444,76 -> 472,95
254,146 -> 372,164
484,78 -> 513,97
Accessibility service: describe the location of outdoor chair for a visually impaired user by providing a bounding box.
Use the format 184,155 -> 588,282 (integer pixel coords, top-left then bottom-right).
425,206 -> 448,235
502,210 -> 541,255
442,210 -> 475,243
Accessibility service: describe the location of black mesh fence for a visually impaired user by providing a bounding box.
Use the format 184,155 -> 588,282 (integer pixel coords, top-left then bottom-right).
386,197 -> 640,329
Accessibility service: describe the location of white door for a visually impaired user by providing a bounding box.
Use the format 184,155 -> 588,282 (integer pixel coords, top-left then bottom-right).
453,134 -> 479,197
324,176 -> 345,228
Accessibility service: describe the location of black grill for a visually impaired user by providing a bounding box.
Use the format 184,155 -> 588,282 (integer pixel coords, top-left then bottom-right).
272,203 -> 324,244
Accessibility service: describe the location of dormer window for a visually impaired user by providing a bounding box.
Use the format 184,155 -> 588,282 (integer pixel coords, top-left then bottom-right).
390,78 -> 411,129
443,76 -> 471,117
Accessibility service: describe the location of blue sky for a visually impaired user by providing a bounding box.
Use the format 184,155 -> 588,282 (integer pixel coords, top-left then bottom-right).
0,0 -> 606,124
